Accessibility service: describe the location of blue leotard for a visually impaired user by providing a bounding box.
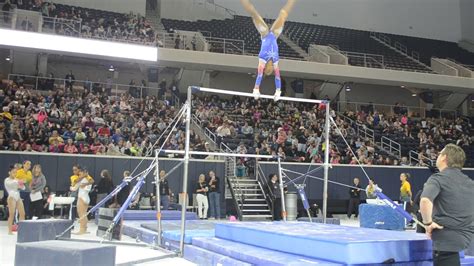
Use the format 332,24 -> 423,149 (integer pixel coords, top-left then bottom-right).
258,32 -> 279,63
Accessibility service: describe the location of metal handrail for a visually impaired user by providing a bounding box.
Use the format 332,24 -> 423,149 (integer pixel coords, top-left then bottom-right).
191,114 -> 217,144
225,175 -> 243,220
257,163 -> 274,218
409,150 -> 434,166
336,101 -> 457,119
7,74 -> 161,98
381,136 -> 401,158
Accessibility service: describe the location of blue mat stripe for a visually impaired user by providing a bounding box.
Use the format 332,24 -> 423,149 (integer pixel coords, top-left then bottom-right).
215,222 -> 432,264
192,237 -> 342,266
184,245 -> 251,266
462,256 -> 474,266
123,210 -> 198,221
162,229 -> 215,244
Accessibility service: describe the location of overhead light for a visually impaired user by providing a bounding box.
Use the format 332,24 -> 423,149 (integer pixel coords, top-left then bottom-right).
5,56 -> 11,61
411,93 -> 417,97
108,65 -> 115,72
401,85 -> 405,88
345,87 -> 351,92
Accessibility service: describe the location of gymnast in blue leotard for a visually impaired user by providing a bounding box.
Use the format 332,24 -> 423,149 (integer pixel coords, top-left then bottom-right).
241,0 -> 296,101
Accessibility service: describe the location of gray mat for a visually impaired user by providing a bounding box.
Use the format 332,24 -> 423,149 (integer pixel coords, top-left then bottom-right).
17,219 -> 73,243
15,240 -> 116,266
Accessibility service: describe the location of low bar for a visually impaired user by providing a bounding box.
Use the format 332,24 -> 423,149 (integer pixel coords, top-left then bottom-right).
161,149 -> 275,159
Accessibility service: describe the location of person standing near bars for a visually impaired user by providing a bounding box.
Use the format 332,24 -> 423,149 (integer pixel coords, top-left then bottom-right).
208,170 -> 220,220
195,174 -> 209,219
29,164 -> 46,219
16,160 -> 32,219
347,177 -> 361,219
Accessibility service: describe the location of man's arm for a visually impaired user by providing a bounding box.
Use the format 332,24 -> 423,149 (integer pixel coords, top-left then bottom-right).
419,197 -> 433,224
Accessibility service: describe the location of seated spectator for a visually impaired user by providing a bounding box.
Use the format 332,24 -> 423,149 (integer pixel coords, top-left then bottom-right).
63,138 -> 79,154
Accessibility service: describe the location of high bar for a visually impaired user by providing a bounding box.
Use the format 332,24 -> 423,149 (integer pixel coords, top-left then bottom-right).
160,149 -> 275,159
192,86 -> 326,104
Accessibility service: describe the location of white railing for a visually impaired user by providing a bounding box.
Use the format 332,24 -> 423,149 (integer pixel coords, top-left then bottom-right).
41,16 -> 81,36
355,123 -> 375,144
381,136 -> 401,158
205,36 -> 245,55
7,74 -> 163,100
191,114 -> 217,144
337,101 -> 458,119
409,150 -> 434,166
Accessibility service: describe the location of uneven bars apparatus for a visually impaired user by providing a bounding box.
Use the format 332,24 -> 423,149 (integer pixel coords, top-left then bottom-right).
172,86 -> 330,256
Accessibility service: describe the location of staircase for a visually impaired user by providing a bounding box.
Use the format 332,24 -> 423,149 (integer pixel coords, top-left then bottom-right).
223,147 -> 272,221
280,34 -> 309,59
369,32 -> 432,71
228,176 -> 273,221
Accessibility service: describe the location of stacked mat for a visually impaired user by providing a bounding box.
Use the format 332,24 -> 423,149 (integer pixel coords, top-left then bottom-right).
184,221 -> 438,265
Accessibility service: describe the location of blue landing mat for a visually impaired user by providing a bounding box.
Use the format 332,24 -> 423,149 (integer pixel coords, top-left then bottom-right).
122,210 -> 198,221
141,220 -> 217,231
141,220 -> 216,244
297,217 -> 341,225
215,222 -> 432,264
122,220 -> 215,247
192,237 -> 342,266
184,245 -> 251,266
462,256 -> 474,266
163,229 -> 215,244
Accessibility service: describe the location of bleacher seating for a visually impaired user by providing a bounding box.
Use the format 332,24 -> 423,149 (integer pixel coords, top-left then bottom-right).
382,33 -> 474,66
162,16 -> 302,59
283,22 -> 431,72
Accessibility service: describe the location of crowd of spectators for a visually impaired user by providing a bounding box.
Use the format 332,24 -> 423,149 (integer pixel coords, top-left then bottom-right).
1,76 -> 472,168
0,79 -> 209,157
192,95 -> 395,168
3,0 -> 157,44
345,107 -> 473,167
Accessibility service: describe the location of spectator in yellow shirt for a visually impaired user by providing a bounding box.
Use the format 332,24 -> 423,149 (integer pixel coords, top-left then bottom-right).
15,160 -> 32,218
400,172 -> 413,225
70,165 -> 94,187
48,130 -> 64,145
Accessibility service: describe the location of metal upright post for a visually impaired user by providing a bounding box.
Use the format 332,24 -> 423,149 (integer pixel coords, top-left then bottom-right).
179,87 -> 192,256
323,101 -> 331,224
155,151 -> 162,247
277,156 -> 286,222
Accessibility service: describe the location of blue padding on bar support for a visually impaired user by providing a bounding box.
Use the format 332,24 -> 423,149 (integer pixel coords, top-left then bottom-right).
163,229 -> 214,244
191,86 -> 201,93
192,237 -> 341,266
122,210 -> 198,221
215,222 -> 432,264
359,204 -> 406,231
184,245 -> 251,266
462,256 -> 474,266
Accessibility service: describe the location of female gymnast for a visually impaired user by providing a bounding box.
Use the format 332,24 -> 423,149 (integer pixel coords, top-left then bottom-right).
241,0 -> 296,101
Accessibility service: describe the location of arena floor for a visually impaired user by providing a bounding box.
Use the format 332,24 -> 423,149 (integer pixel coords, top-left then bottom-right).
0,215 -> 359,265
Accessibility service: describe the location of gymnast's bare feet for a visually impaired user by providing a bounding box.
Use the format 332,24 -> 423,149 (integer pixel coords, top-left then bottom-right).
253,88 -> 261,100
274,90 -> 281,101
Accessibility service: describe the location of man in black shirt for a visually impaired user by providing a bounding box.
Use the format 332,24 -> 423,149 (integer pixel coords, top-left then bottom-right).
421,144 -> 474,266
155,170 -> 171,210
347,177 -> 361,219
208,171 -> 220,219
269,174 -> 282,221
